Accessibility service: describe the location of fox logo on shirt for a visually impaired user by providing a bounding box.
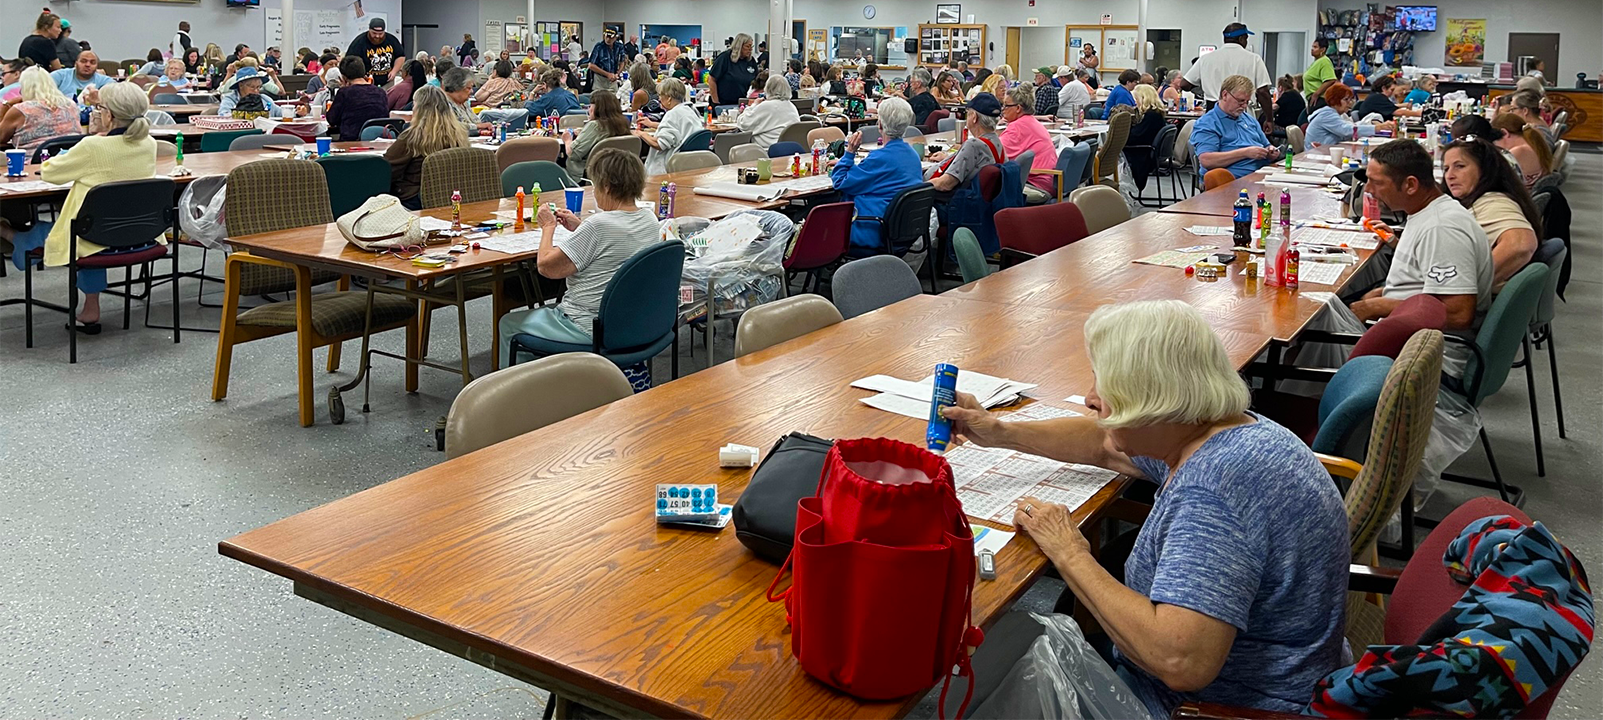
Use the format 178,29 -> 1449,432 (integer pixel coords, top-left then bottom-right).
1427,264 -> 1459,284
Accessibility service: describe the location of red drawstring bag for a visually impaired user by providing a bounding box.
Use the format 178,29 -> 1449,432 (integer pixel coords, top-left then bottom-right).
768,437 -> 983,718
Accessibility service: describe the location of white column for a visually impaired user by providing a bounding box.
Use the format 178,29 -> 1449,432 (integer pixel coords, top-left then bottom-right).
1137,0 -> 1148,72
769,0 -> 789,74
528,0 -> 537,55
282,0 -> 295,68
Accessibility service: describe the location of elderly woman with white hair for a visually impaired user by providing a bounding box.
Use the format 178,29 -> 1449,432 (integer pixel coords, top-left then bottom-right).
736,74 -> 800,148
0,81 -> 161,332
942,299 -> 1348,718
0,66 -> 81,152
709,31 -> 758,107
634,77 -> 702,175
829,96 -> 925,255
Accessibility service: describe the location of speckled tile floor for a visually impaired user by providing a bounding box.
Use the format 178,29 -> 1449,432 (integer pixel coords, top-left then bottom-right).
1,155 -> 1599,718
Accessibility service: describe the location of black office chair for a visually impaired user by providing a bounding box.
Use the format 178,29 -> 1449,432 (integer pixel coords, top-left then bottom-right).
31,134 -> 85,163
37,178 -> 180,363
1134,123 -> 1179,207
152,93 -> 188,105
849,184 -> 936,261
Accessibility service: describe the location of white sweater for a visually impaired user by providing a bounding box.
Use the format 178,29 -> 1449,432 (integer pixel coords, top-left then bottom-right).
736,98 -> 800,149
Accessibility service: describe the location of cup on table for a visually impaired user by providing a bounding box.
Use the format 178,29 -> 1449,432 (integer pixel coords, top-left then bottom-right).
756,157 -> 772,181
6,148 -> 26,176
1328,146 -> 1346,166
315,137 -> 331,156
564,186 -> 584,213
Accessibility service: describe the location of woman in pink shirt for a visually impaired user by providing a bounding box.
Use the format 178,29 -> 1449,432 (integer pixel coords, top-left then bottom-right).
999,85 -> 1061,203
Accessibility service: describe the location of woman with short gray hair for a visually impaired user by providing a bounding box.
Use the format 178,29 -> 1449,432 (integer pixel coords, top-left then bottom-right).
634,77 -> 701,174
736,74 -> 800,148
829,96 -> 925,254
941,299 -> 1349,718
710,32 -> 758,106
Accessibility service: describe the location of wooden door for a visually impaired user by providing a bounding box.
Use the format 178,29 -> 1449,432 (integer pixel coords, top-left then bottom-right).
1507,32 -> 1559,81
1006,27 -> 1021,72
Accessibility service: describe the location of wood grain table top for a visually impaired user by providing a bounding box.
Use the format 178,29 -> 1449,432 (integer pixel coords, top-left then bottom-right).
1159,170 -> 1349,218
945,211 -> 1375,345
220,293 -> 1271,718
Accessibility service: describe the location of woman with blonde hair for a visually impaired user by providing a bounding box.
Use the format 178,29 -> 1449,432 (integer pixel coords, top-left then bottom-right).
385,85 -> 470,210
0,66 -> 82,152
1119,84 -> 1171,190
977,72 -> 1008,103
942,299 -> 1347,718
2,81 -> 157,331
993,64 -> 1016,83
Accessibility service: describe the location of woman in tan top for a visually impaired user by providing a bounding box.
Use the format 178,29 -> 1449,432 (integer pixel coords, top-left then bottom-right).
385,85 -> 470,209
932,70 -> 965,105
1440,136 -> 1541,289
473,60 -> 522,106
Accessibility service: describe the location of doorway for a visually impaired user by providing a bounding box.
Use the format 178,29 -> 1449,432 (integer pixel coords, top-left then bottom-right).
1261,31 -> 1306,80
1507,33 -> 1559,80
1147,29 -> 1181,75
1006,27 -> 1020,72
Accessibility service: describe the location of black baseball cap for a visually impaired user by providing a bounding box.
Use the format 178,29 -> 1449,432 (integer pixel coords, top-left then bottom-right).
369,17 -> 385,30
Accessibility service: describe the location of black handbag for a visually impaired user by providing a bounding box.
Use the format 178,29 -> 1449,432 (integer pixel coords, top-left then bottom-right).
732,432 -> 834,562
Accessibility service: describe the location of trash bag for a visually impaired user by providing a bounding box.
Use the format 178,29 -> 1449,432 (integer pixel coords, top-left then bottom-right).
674,209 -> 794,323
970,613 -> 1153,720
177,174 -> 229,250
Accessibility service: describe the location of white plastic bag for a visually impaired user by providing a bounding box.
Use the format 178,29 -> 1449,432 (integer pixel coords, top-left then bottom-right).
177,174 -> 229,250
674,210 -> 794,323
971,613 -> 1153,720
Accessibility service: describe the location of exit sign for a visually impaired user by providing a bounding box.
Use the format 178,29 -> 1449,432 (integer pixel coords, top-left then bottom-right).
1026,17 -> 1039,26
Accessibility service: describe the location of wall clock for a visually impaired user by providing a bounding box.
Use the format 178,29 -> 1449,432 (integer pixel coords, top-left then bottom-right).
863,5 -> 877,19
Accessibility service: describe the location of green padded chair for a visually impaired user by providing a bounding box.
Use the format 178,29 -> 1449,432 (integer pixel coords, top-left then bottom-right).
1521,238 -> 1569,475
200,129 -> 262,153
950,227 -> 991,285
420,147 -> 500,209
314,154 -> 392,218
500,160 -> 577,198
1440,262 -> 1551,506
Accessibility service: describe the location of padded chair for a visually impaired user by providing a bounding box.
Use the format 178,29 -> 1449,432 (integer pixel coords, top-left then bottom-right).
790,98 -> 815,115
1175,497 -> 1586,720
680,129 -> 715,153
734,294 -> 844,357
31,134 -> 85,162
832,255 -> 922,319
776,120 -> 822,147
856,126 -> 882,146
713,130 -> 753,162
1036,142 -> 1091,203
359,117 -> 406,140
1166,119 -> 1197,199
768,141 -> 806,158
950,227 -> 992,284
921,109 -> 949,135
210,160 -> 417,426
509,241 -> 685,383
666,150 -> 722,173
995,203 -> 1090,268
228,133 -> 286,151
501,160 -> 577,198
1203,168 -> 1237,191
1090,111 -> 1131,187
1523,238 -> 1569,463
558,113 -> 588,131
421,147 -> 500,209
495,136 -> 561,173
313,154 -> 391,218
785,201 -> 853,294
1285,124 -> 1306,155
1132,123 -> 1179,207
728,143 -> 767,163
806,126 -> 845,147
144,110 -> 177,126
591,134 -> 643,158
358,126 -> 390,141
935,116 -> 958,133
902,127 -> 924,140
1068,185 -> 1128,235
849,184 -> 935,260
152,93 -> 188,105
444,352 -> 634,459
199,129 -> 261,153
154,140 -> 178,158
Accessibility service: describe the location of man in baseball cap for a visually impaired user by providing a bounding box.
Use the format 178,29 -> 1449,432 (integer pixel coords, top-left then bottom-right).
348,14 -> 403,82
1031,66 -> 1059,115
1180,21 -> 1271,107
926,91 -> 1006,193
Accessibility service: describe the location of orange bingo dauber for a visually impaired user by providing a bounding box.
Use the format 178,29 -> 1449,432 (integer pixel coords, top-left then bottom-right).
1363,218 -> 1393,243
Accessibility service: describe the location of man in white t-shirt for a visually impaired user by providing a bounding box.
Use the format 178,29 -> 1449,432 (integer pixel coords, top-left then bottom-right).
1055,66 -> 1091,119
1182,23 -> 1272,113
1351,140 -> 1493,377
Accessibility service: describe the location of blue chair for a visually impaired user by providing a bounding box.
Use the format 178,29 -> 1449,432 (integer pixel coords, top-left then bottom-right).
1044,142 -> 1092,203
681,129 -> 714,153
768,141 -> 806,158
509,241 -> 686,382
359,126 -> 388,141
713,104 -> 738,116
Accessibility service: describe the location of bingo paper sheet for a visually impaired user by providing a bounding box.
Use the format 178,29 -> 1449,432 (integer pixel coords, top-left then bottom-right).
1133,245 -> 1220,269
946,404 -> 1121,526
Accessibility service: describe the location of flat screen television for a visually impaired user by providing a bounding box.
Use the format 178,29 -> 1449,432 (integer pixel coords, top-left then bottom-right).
1394,6 -> 1436,31
226,0 -> 260,7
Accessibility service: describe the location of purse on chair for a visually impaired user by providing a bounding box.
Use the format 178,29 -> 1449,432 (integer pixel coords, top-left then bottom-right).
336,194 -> 424,250
767,437 -> 982,718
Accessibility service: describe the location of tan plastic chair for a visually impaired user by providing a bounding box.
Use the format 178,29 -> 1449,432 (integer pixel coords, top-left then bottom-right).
495,136 -> 561,173
1091,110 -> 1132,187
155,140 -> 178,158
1069,185 -> 1129,235
444,353 -> 634,459
558,113 -> 588,131
713,130 -> 753,162
777,120 -> 822,147
666,150 -> 722,173
728,143 -> 767,163
806,126 -> 846,147
735,295 -> 844,357
1285,124 -> 1306,155
592,134 -> 644,158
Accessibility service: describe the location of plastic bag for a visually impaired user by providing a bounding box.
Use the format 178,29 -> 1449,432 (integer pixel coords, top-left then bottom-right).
177,174 -> 229,250
971,613 -> 1153,720
674,210 -> 795,323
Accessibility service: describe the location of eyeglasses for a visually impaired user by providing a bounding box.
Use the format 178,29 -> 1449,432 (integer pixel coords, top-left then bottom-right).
1001,102 -> 1020,109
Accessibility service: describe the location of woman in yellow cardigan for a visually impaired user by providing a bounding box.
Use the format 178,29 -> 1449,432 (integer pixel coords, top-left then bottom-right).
1,81 -> 157,333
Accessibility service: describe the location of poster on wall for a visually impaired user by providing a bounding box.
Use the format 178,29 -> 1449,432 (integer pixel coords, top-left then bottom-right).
1103,28 -> 1138,69
484,20 -> 503,56
1444,18 -> 1486,67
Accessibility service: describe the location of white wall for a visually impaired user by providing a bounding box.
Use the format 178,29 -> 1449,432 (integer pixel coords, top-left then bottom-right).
5,0 -> 400,64
1315,0 -> 1602,84
405,0 -> 605,66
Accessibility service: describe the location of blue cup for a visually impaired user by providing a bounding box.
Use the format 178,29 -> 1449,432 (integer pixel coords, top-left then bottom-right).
5,149 -> 24,176
315,137 -> 331,156
565,187 -> 584,214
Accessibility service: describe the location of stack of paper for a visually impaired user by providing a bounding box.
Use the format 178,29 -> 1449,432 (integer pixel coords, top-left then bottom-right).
0,180 -> 72,194
853,370 -> 1037,419
473,226 -> 573,254
691,182 -> 788,202
1261,173 -> 1337,186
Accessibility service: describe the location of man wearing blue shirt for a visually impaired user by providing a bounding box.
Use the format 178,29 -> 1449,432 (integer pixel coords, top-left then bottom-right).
1190,74 -> 1278,179
588,30 -> 628,93
1105,69 -> 1140,110
524,69 -> 582,117
51,50 -> 114,102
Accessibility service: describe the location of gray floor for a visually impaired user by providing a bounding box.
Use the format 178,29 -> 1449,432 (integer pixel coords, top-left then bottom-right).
1,153 -> 1599,718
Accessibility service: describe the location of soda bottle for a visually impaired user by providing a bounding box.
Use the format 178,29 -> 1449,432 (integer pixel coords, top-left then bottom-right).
1279,189 -> 1291,229
1231,190 -> 1251,248
451,190 -> 462,230
1284,242 -> 1301,288
515,186 -> 526,229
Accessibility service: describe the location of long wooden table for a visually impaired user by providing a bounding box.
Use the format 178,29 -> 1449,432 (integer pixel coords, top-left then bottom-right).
221,293 -> 1270,718
1160,168 -> 1349,218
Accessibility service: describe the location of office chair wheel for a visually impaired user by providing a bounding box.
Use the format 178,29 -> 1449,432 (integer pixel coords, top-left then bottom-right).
328,386 -> 346,425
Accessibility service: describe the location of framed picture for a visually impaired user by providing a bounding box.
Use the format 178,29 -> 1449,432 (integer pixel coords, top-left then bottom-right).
935,4 -> 960,23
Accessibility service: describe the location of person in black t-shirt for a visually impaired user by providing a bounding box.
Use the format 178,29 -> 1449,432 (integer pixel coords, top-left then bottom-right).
1271,75 -> 1305,133
347,16 -> 403,82
17,12 -> 63,71
326,55 -> 391,140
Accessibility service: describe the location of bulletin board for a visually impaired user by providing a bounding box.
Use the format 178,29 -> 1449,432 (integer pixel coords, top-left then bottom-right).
561,22 -> 583,48
915,23 -> 985,68
527,21 -> 567,60
807,29 -> 828,62
1100,26 -> 1140,71
484,20 -> 503,56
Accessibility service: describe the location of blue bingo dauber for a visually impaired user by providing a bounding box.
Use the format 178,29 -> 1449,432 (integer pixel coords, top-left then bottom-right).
926,363 -> 960,454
